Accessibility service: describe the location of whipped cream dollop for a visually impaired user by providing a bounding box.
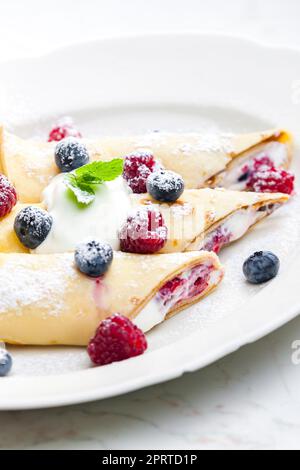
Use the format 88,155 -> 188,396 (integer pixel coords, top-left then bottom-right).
35,175 -> 132,253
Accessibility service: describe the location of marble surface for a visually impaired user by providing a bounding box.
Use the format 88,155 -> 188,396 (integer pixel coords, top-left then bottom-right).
1,0 -> 300,450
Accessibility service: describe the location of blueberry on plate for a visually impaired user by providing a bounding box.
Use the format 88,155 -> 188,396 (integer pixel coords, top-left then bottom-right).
243,251 -> 280,284
14,206 -> 53,249
75,239 -> 113,277
146,170 -> 184,202
55,137 -> 89,172
0,349 -> 12,377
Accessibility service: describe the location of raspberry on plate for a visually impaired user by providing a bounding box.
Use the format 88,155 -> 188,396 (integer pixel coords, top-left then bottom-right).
119,207 -> 168,254
0,174 -> 17,218
48,116 -> 82,142
245,156 -> 294,195
123,152 -> 158,193
87,313 -> 148,366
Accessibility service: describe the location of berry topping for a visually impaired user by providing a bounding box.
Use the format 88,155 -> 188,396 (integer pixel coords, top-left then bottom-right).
87,313 -> 147,366
0,348 -> 12,377
252,156 -> 274,171
159,264 -> 214,308
55,137 -> 89,172
147,170 -> 184,202
0,174 -> 17,218
203,227 -> 232,253
119,207 -> 167,254
48,116 -> 82,142
123,152 -> 158,193
243,251 -> 280,284
247,167 -> 294,195
244,157 -> 294,195
14,206 -> 53,249
75,239 -> 113,277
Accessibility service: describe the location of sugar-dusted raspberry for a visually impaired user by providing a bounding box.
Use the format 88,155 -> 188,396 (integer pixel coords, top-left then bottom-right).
87,313 -> 147,366
119,207 -> 167,254
252,156 -> 274,171
0,175 -> 17,218
48,116 -> 82,142
123,152 -> 158,193
247,165 -> 294,194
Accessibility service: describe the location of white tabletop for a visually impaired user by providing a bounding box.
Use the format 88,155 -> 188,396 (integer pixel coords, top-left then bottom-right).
1,0 -> 300,450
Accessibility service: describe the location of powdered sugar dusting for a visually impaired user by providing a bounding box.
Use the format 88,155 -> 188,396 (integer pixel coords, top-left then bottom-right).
0,254 -> 76,317
148,194 -> 300,348
16,206 -> 52,243
170,202 -> 193,217
6,132 -> 56,184
147,170 -> 184,194
174,133 -> 234,155
133,132 -> 234,155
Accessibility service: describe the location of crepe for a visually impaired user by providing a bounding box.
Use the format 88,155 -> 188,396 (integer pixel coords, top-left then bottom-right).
0,188 -> 289,255
134,188 -> 290,253
0,127 -> 292,203
0,250 -> 223,346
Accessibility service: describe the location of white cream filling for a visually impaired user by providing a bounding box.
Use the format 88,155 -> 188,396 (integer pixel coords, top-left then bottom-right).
134,264 -> 223,332
199,204 -> 277,251
219,141 -> 288,190
35,175 -> 132,253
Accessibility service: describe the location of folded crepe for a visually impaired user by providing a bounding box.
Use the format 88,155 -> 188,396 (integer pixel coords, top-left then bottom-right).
0,250 -> 223,346
0,189 -> 289,255
134,188 -> 290,253
0,126 -> 292,203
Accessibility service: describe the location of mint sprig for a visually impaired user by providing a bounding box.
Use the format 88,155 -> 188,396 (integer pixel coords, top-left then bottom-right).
64,158 -> 124,205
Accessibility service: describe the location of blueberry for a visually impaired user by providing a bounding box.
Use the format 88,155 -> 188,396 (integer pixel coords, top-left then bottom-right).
75,239 -> 113,277
14,206 -> 53,249
146,170 -> 184,202
243,251 -> 280,284
238,170 -> 250,182
0,349 -> 12,377
55,137 -> 89,172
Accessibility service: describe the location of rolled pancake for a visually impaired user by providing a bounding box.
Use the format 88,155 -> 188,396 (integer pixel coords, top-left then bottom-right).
0,250 -> 223,346
0,127 -> 292,202
0,189 -> 289,254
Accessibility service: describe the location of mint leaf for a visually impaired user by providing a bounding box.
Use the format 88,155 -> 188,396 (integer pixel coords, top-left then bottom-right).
76,173 -> 103,185
64,158 -> 124,205
65,175 -> 96,205
75,159 -> 124,181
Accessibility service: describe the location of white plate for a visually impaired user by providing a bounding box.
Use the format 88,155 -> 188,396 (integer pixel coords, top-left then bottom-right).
0,33 -> 300,410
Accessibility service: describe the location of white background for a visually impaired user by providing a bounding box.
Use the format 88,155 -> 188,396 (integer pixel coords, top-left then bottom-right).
2,0 -> 300,450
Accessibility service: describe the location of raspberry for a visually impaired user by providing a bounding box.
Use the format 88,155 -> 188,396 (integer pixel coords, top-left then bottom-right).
252,156 -> 274,171
240,156 -> 294,195
119,207 -> 167,254
247,164 -> 294,194
159,277 -> 185,303
48,116 -> 82,142
123,153 -> 158,193
87,313 -> 147,366
0,175 -> 17,217
203,228 -> 232,253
